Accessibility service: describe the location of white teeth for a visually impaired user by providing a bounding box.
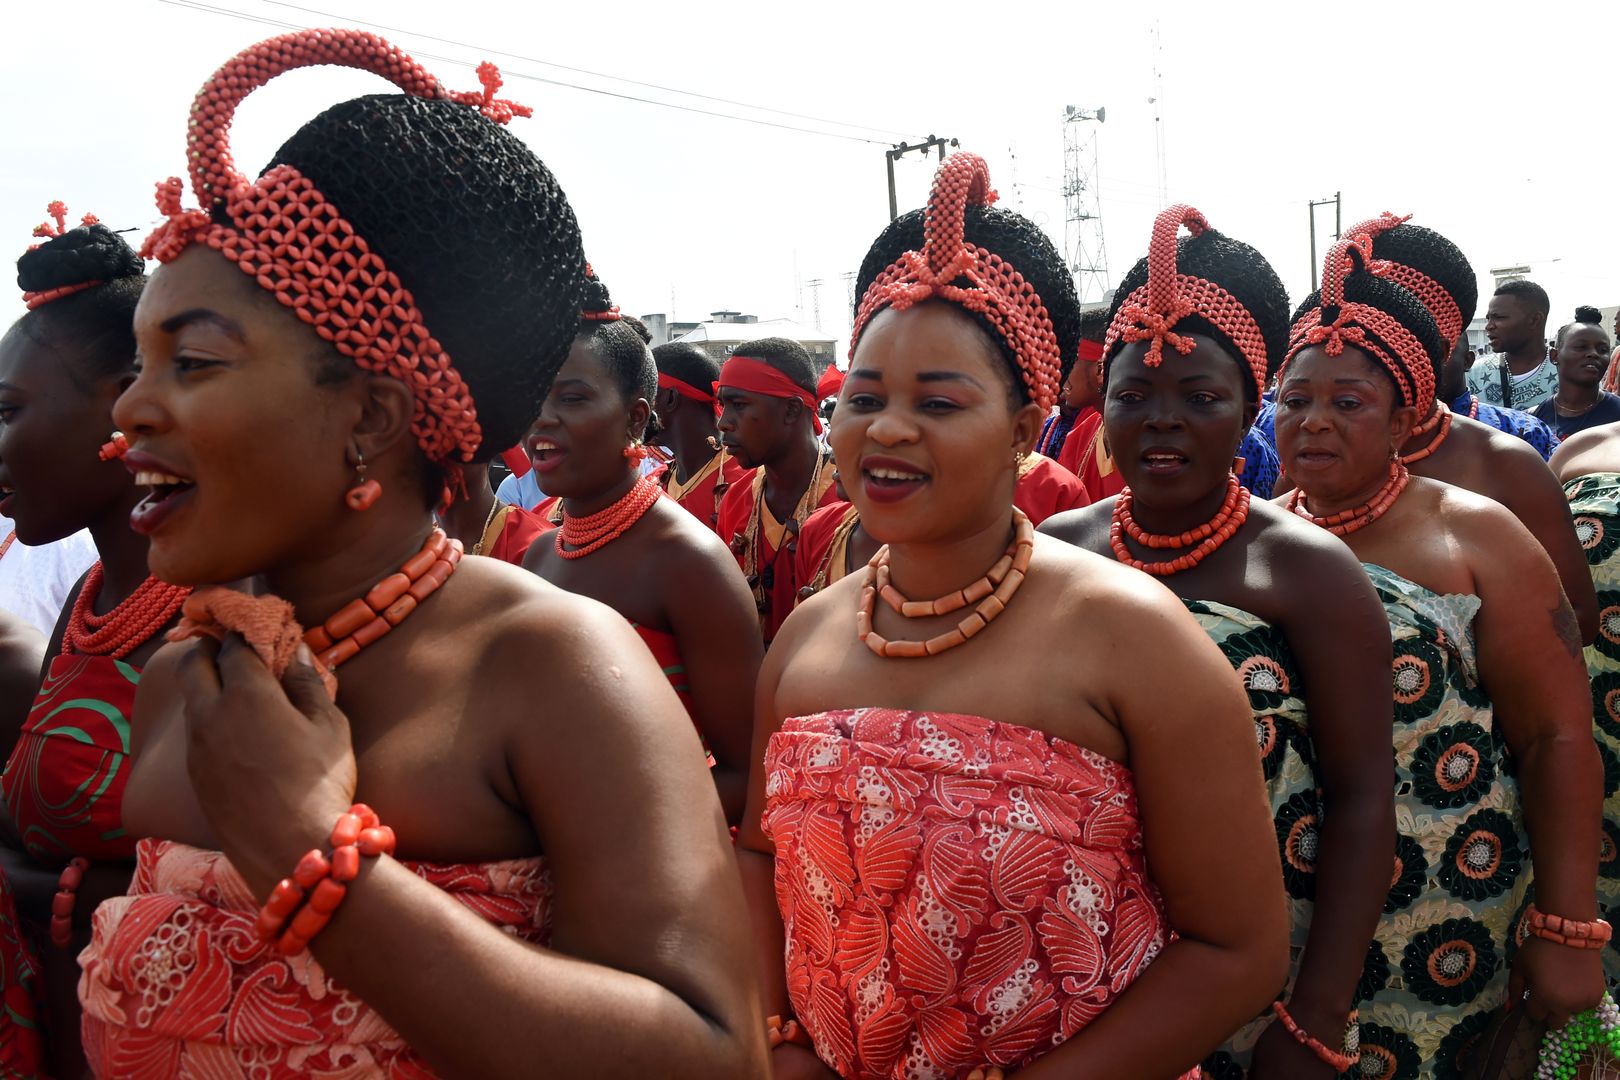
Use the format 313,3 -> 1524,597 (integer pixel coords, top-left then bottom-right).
134,470 -> 190,486
868,467 -> 924,481
533,440 -> 560,452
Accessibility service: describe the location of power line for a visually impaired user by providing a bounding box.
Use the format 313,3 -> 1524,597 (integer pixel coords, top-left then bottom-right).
154,0 -> 913,146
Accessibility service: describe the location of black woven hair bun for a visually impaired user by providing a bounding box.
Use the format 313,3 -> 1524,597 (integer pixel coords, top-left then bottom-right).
268,92 -> 587,460
17,223 -> 144,294
1576,305 -> 1604,325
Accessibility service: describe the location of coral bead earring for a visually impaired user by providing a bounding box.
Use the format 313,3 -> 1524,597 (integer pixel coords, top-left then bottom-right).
345,449 -> 381,512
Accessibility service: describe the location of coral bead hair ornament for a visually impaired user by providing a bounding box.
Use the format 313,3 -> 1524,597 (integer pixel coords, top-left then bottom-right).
19,201 -> 104,310
849,152 -> 1062,411
1103,203 -> 1271,398
140,31 -> 537,497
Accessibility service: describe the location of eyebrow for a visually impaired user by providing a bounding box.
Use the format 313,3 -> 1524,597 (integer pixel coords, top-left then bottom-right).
1115,372 -> 1217,384
158,308 -> 246,341
849,368 -> 986,389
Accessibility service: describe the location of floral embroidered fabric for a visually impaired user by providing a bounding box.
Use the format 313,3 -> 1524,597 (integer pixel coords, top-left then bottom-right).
761,708 -> 1195,1080
79,838 -> 552,1077
1354,564 -> 1528,1080
1563,473 -> 1620,989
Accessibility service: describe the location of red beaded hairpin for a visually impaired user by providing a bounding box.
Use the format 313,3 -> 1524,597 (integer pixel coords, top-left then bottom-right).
141,30 -> 535,487
850,152 -> 1062,412
1343,212 -> 1466,349
21,200 -> 104,310
1283,236 -> 1436,413
1102,204 -> 1270,397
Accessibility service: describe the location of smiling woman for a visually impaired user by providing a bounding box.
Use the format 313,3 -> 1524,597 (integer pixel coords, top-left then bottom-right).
74,28 -> 765,1080
736,153 -> 1288,1080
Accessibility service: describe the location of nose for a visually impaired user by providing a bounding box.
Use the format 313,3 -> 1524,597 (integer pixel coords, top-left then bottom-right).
716,406 -> 736,434
111,363 -> 167,441
1142,397 -> 1184,431
866,407 -> 918,447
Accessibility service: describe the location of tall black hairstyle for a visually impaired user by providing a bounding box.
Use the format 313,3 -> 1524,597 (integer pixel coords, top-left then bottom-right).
267,93 -> 586,463
653,341 -> 722,393
1103,228 -> 1291,402
731,336 -> 818,397
11,223 -> 147,386
1362,223 -> 1480,333
854,205 -> 1081,408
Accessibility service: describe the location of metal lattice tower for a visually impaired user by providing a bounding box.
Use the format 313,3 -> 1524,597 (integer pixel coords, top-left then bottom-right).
1062,105 -> 1109,306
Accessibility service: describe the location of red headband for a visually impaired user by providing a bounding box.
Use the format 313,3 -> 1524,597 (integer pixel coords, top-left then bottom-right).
1077,339 -> 1105,364
1103,204 -> 1270,397
849,152 -> 1062,411
816,365 -> 845,401
142,30 -> 535,484
21,201 -> 104,310
717,355 -> 822,433
1283,236 -> 1436,414
1342,212 -> 1465,350
658,371 -> 721,419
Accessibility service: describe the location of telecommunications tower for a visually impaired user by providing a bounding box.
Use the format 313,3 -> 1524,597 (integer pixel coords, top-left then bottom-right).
1062,105 -> 1109,306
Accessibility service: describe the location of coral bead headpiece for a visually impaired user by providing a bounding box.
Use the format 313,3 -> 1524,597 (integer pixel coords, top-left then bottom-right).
1103,204 -> 1271,398
849,152 -> 1062,412
1341,211 -> 1466,351
1285,236 -> 1436,415
20,201 -> 103,310
141,29 -> 535,479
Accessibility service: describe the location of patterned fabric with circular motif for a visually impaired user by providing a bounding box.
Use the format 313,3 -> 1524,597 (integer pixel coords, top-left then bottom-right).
1179,600 -> 1317,1075
1357,562 -> 1529,1074
1564,472 -> 1620,988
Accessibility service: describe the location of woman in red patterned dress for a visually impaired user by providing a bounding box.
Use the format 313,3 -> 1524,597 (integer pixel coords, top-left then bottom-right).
736,153 -> 1288,1080
0,205 -> 190,1077
74,30 -> 764,1079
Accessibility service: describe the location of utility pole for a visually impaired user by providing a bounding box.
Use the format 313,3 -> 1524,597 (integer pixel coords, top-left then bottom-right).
886,136 -> 958,220
806,278 -> 824,331
1062,105 -> 1109,306
1308,191 -> 1342,290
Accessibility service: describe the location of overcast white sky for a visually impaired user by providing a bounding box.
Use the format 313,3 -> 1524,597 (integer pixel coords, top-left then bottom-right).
4,0 -> 1616,353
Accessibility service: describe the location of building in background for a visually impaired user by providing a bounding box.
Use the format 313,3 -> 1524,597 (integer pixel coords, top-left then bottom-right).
652,310 -> 838,376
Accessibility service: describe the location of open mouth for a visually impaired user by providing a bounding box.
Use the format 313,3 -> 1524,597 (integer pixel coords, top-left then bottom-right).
861,460 -> 929,504
1291,448 -> 1339,471
1140,450 -> 1188,475
130,469 -> 197,536
529,438 -> 568,472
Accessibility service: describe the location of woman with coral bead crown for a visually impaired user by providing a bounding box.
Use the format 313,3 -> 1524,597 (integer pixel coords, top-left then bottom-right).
77,29 -> 764,1079
1277,237 -> 1603,1077
736,151 -> 1288,1080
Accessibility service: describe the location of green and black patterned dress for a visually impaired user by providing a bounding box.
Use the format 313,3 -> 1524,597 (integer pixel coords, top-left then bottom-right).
1563,472 -> 1620,989
1353,564 -> 1529,1080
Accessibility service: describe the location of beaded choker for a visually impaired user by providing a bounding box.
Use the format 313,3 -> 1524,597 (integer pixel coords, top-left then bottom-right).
303,529 -> 461,669
1287,459 -> 1410,537
66,565 -> 191,659
556,475 -> 662,559
858,510 -> 1034,658
1400,402 -> 1453,465
1110,473 -> 1251,576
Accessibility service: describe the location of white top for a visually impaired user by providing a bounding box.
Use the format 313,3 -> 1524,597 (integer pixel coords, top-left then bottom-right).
0,515 -> 98,638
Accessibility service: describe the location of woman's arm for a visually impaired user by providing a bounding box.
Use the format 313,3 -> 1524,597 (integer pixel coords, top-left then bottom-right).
662,538 -> 766,824
1018,581 -> 1289,1078
1492,447 -> 1599,642
178,606 -> 768,1079
1468,501 -> 1605,1030
1250,541 -> 1394,1078
0,609 -> 43,759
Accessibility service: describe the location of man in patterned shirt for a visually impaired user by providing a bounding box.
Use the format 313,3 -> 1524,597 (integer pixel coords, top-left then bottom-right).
1467,279 -> 1557,409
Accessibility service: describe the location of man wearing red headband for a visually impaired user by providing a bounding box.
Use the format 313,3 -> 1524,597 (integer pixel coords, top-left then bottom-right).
713,337 -> 840,642
651,342 -> 746,526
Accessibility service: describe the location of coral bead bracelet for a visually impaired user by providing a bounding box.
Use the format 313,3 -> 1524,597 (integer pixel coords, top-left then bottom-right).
256,804 -> 396,955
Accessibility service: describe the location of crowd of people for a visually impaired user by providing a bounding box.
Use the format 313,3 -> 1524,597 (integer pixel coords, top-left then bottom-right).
0,25 -> 1616,1080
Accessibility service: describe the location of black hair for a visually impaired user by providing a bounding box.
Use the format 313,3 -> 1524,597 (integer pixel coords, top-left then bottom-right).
1557,307 -> 1613,348
10,223 -> 146,386
1363,222 -> 1480,333
1291,255 -> 1446,408
653,340 -> 721,393
854,203 -> 1080,407
1105,228 -> 1291,403
1493,279 -> 1549,316
619,314 -> 653,346
267,93 -> 586,463
732,336 -> 818,397
575,272 -> 656,437
1078,307 -> 1110,344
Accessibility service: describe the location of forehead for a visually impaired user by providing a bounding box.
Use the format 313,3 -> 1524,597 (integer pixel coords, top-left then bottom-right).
1108,334 -> 1247,387
1486,293 -> 1529,315
1564,325 -> 1611,347
0,321 -> 67,386
134,246 -> 286,337
853,302 -> 1005,378
1283,343 -> 1389,385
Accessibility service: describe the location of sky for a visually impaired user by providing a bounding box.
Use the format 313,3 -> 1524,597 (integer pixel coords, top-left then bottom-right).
3,0 -> 1616,355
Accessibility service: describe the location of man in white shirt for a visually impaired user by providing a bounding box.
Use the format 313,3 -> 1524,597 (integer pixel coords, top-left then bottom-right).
0,513 -> 96,637
1466,279 -> 1557,410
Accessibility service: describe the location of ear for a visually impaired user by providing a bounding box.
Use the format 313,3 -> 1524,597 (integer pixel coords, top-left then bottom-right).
1011,401 -> 1046,457
1241,399 -> 1260,430
350,375 -> 417,464
781,396 -> 805,430
628,397 -> 652,443
1389,402 -> 1420,448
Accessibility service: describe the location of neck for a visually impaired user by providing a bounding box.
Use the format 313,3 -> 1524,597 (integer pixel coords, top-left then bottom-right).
762,427 -> 820,512
262,505 -> 438,628
85,491 -> 155,610
1126,474 -> 1234,537
668,417 -> 720,482
1505,338 -> 1547,374
439,476 -> 497,548
1299,467 -> 1391,520
561,467 -> 638,519
886,510 -> 1017,601
1559,381 -> 1601,411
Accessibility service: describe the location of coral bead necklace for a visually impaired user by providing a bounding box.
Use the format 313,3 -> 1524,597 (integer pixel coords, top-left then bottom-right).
1110,472 -> 1251,576
1400,402 -> 1452,465
65,565 -> 191,659
302,528 -> 461,670
858,509 -> 1034,658
1287,459 -> 1410,537
555,474 -> 663,559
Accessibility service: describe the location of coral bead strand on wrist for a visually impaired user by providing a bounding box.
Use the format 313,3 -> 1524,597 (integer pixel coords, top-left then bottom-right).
49,857 -> 91,948
555,474 -> 662,559
1110,472 -> 1251,576
65,564 -> 191,659
764,1015 -> 812,1050
1521,902 -> 1613,950
255,804 -> 397,955
1270,1001 -> 1360,1072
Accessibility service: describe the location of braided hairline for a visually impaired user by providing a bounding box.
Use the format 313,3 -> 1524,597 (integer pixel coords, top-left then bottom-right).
848,153 -> 1062,411
143,29 -> 533,478
1283,303 -> 1433,413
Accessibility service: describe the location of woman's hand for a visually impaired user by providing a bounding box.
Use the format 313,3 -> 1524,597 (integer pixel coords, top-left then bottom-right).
768,1044 -> 839,1080
1247,1018 -> 1340,1080
1510,936 -> 1605,1031
175,635 -> 356,895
